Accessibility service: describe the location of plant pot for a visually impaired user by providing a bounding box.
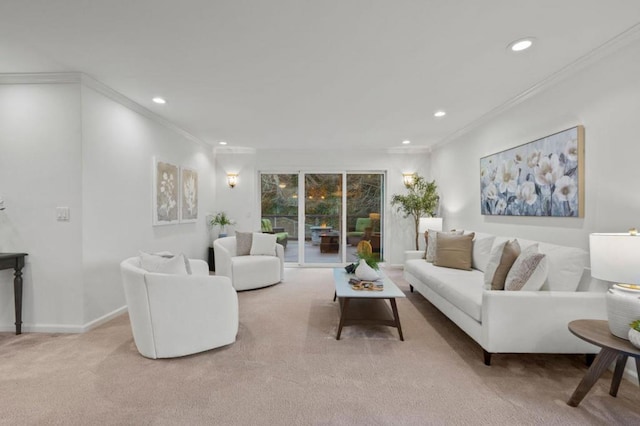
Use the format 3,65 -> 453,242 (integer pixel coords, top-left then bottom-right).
629,328 -> 640,349
355,259 -> 379,281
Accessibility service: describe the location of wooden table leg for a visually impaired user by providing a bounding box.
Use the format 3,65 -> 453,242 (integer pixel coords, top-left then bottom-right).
636,358 -> 640,388
14,266 -> 23,335
390,298 -> 404,341
333,291 -> 336,302
610,354 -> 628,397
567,348 -> 619,407
336,297 -> 350,340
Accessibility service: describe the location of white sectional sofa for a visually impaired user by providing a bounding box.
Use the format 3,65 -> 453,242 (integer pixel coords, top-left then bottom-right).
403,232 -> 608,365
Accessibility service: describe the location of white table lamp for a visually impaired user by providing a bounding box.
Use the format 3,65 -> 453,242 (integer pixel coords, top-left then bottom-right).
590,232 -> 640,339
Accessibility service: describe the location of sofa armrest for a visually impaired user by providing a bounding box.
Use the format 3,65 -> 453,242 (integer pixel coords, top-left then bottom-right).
481,290 -> 607,353
276,243 -> 285,278
404,250 -> 424,262
189,259 -> 209,276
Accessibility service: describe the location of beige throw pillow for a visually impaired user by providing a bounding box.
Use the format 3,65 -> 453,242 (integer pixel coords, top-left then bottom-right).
426,229 -> 464,262
235,231 -> 253,256
434,232 -> 475,270
483,240 -> 521,290
250,232 -> 277,256
422,231 -> 429,259
505,245 -> 549,291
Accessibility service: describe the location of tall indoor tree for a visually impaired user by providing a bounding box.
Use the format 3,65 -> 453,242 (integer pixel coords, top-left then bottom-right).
391,174 -> 439,250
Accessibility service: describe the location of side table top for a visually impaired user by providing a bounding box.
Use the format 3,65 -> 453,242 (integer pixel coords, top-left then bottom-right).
568,319 -> 640,358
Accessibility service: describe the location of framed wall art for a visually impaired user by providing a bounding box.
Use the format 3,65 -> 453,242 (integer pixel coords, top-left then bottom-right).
180,166 -> 198,223
152,157 -> 179,225
480,125 -> 584,217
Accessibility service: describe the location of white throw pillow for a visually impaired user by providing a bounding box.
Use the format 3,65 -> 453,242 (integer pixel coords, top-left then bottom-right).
483,240 -> 508,290
250,232 -> 277,256
472,236 -> 496,272
139,251 -> 189,275
505,245 -> 549,291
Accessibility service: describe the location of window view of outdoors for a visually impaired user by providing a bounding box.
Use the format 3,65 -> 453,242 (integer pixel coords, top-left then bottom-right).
261,172 -> 384,264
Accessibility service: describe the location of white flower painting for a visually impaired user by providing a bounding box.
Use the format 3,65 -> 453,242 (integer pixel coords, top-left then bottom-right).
480,126 -> 584,217
180,167 -> 198,223
153,159 -> 179,225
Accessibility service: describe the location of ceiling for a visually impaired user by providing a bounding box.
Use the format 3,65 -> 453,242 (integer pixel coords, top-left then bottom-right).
1,1 -> 639,151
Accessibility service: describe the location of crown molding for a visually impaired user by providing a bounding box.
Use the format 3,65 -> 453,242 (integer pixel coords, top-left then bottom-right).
80,74 -> 208,147
0,72 -> 82,84
433,22 -> 640,151
0,71 -> 209,148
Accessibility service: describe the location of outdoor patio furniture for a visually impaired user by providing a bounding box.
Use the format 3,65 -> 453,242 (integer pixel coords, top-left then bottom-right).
261,218 -> 288,248
346,217 -> 371,246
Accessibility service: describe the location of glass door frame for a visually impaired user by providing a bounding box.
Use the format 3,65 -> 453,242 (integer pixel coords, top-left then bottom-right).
259,169 -> 386,267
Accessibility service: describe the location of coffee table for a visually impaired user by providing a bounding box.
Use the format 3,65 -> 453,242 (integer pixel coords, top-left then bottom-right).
332,268 -> 406,341
567,319 -> 640,407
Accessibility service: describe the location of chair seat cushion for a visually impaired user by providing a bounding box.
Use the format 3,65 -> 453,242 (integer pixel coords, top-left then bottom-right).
231,255 -> 281,290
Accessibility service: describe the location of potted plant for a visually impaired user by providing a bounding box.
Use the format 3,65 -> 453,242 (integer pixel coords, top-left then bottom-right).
391,174 -> 439,250
629,320 -> 640,349
210,211 -> 235,237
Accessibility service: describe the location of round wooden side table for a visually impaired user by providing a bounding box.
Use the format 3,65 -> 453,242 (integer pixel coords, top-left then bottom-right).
567,319 -> 640,407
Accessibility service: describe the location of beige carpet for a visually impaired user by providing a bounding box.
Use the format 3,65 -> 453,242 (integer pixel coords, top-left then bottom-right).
1,267 -> 639,425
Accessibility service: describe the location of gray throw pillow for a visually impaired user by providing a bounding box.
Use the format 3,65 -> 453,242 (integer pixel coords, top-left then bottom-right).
235,231 -> 253,256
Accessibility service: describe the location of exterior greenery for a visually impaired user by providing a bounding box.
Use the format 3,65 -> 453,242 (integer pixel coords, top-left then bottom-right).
391,174 -> 439,250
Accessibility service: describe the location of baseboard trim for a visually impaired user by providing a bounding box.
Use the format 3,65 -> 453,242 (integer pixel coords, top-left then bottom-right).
81,305 -> 128,333
0,305 -> 127,334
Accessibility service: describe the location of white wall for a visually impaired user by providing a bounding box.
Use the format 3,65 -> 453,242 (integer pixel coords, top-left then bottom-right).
80,85 -> 216,325
0,83 -> 84,329
214,148 -> 430,265
0,78 -> 216,332
430,38 -> 640,250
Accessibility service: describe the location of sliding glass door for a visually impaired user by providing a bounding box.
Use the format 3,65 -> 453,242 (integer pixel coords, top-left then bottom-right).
261,171 -> 384,266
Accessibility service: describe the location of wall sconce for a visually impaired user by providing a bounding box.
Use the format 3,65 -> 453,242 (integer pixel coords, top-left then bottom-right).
402,173 -> 415,186
227,173 -> 238,188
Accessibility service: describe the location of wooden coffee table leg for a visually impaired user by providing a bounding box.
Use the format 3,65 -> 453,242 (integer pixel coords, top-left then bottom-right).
336,297 -> 350,340
610,354 -> 628,397
390,298 -> 404,341
567,348 -> 619,407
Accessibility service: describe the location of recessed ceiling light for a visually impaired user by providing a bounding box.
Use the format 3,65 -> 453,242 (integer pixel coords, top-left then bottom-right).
402,140 -> 411,145
152,97 -> 166,104
509,38 -> 534,52
434,110 -> 446,118
219,141 -> 227,145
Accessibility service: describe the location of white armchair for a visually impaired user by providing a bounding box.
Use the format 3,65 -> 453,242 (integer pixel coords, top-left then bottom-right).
214,236 -> 285,291
120,257 -> 238,359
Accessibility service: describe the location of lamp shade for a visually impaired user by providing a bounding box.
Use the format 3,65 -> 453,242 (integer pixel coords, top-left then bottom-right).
589,233 -> 640,285
590,232 -> 640,339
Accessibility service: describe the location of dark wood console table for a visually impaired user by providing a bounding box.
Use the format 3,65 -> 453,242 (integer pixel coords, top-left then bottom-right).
0,253 -> 28,334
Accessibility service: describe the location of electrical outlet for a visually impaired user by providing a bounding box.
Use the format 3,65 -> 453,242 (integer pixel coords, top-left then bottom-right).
56,207 -> 70,221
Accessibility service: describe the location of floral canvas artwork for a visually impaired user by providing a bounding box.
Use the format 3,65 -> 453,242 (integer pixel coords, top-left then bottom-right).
153,158 -> 179,225
480,126 -> 584,217
180,167 -> 198,223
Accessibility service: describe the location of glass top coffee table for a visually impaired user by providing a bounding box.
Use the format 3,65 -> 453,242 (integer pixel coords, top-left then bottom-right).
332,268 -> 406,341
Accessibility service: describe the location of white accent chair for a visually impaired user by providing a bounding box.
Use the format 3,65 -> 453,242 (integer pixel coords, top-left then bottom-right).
214,236 -> 285,291
120,257 -> 238,359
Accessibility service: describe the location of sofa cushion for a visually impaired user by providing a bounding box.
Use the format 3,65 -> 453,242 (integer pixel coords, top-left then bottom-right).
484,239 -> 520,290
426,229 -> 464,262
434,232 -> 475,270
405,259 -> 484,321
250,232 -> 277,256
472,235 -> 496,272
505,247 -> 548,291
235,231 -> 253,256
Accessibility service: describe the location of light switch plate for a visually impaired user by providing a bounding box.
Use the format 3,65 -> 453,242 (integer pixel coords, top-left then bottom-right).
56,207 -> 70,221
